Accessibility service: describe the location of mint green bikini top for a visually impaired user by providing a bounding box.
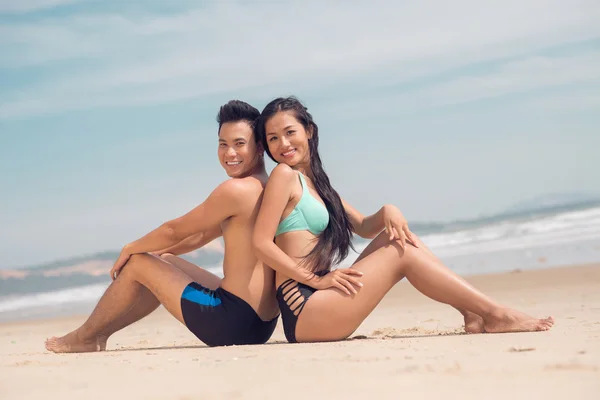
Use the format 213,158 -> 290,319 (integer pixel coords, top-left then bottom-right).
275,172 -> 330,237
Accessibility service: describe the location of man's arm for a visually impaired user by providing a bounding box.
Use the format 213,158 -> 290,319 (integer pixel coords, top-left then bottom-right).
122,179 -> 245,256
151,225 -> 222,256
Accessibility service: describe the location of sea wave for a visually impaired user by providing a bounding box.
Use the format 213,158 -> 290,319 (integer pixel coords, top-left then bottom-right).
422,206 -> 600,257
0,283 -> 109,313
0,265 -> 224,315
339,207 -> 600,268
2,208 -> 599,322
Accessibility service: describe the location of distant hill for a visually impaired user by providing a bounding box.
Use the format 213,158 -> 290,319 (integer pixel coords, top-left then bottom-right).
10,251 -> 122,272
0,245 -> 225,296
504,192 -> 600,214
4,241 -> 225,272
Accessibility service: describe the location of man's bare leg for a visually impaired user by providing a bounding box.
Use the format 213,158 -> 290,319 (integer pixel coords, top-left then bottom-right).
91,254 -> 222,349
45,254 -> 193,353
159,253 -> 221,289
93,285 -> 160,350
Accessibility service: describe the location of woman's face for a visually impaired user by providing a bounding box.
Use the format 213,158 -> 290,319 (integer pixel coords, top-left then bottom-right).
264,111 -> 311,168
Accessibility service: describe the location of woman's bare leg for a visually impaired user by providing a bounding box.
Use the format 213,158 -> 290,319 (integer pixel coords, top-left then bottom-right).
297,232 -> 553,342
45,254 -> 195,353
353,234 -> 484,333
408,235 -> 485,333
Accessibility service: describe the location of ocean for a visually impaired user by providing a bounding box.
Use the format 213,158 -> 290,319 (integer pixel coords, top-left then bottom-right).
1,202 -> 599,323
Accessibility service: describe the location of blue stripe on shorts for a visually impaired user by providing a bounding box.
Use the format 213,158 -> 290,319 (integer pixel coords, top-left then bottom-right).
181,285 -> 222,307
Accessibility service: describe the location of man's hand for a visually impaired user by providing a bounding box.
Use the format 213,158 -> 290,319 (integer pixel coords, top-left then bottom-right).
109,248 -> 132,280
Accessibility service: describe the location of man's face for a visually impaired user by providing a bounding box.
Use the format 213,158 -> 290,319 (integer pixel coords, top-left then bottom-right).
218,121 -> 261,178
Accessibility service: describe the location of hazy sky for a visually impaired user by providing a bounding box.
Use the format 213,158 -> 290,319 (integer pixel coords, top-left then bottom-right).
1,0 -> 600,267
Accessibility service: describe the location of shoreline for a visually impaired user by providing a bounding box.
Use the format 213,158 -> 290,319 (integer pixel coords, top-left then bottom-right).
1,261 -> 598,326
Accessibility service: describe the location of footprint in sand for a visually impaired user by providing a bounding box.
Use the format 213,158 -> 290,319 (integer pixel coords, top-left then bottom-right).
545,362 -> 598,371
508,346 -> 536,352
12,360 -> 37,367
371,326 -> 461,338
371,327 -> 399,337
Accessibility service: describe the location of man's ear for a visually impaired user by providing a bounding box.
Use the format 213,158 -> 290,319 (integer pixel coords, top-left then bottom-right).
256,141 -> 265,155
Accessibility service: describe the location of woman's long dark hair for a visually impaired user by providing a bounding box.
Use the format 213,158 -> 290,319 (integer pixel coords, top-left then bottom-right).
256,97 -> 354,272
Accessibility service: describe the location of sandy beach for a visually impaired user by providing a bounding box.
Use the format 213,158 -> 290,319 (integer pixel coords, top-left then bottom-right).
1,264 -> 599,400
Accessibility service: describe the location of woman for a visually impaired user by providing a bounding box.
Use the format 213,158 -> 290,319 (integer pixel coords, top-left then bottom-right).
252,96 -> 554,343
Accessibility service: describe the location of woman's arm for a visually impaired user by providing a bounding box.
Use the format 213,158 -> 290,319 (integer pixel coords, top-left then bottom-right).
342,199 -> 417,248
252,164 -> 319,285
151,225 -> 222,256
252,165 -> 363,294
110,180 -> 245,279
341,199 -> 385,239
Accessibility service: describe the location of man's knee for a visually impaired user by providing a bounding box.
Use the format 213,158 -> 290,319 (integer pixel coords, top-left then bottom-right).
159,253 -> 175,261
125,253 -> 153,271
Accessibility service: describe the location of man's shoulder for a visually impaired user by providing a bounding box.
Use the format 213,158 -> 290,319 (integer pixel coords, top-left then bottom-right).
213,177 -> 262,200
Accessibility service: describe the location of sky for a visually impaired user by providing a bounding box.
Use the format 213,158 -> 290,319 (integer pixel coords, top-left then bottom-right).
1,0 -> 600,268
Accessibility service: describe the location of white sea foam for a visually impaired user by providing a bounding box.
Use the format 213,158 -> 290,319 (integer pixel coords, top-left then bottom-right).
0,265 -> 224,316
422,207 -> 600,257
0,283 -> 109,313
340,206 -> 600,268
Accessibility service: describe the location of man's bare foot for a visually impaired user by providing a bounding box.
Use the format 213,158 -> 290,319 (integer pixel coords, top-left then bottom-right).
483,308 -> 554,333
463,311 -> 485,334
45,329 -> 105,353
96,334 -> 108,351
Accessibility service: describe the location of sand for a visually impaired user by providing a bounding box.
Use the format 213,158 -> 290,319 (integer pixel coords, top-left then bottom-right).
1,264 -> 599,400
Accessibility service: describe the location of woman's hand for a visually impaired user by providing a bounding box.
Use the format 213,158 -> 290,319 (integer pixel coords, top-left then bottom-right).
313,269 -> 364,295
109,248 -> 132,281
382,204 -> 418,249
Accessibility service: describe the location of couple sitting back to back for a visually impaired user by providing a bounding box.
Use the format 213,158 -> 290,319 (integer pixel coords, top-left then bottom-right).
46,98 -> 553,353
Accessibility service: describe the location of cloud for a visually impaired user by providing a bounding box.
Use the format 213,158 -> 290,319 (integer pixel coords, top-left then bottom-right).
427,53 -> 600,105
1,1 -> 600,120
322,50 -> 600,121
525,88 -> 600,111
0,0 -> 81,14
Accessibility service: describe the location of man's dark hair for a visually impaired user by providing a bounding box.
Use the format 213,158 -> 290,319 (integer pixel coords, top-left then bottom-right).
216,100 -> 260,142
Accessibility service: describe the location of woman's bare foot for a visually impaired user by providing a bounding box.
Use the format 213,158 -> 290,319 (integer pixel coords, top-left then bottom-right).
45,329 -> 105,353
463,311 -> 485,334
483,308 -> 554,333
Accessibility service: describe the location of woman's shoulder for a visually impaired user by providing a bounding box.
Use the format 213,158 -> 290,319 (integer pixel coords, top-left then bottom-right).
270,163 -> 296,181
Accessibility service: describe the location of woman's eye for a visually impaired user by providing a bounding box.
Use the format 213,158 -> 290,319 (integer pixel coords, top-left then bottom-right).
287,130 -> 294,135
269,137 -> 277,142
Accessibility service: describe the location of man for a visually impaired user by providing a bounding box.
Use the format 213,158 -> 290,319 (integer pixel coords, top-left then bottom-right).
45,100 -> 279,352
